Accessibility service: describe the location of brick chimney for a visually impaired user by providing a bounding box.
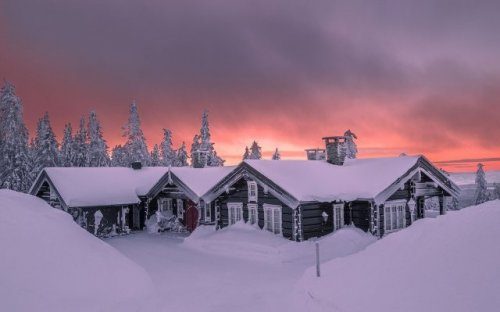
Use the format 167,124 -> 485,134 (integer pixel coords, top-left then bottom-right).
322,136 -> 347,165
131,161 -> 142,170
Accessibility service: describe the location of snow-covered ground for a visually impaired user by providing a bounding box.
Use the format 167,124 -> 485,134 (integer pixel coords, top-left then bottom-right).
2,190 -> 500,312
0,190 -> 156,312
294,200 -> 500,312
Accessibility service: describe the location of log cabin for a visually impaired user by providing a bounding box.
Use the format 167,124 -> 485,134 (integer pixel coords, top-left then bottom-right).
202,138 -> 461,241
29,163 -> 235,237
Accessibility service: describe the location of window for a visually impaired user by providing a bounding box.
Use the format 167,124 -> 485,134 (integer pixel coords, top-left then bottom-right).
384,200 -> 406,233
228,202 -> 243,225
248,181 -> 258,202
204,202 -> 212,222
333,203 -> 344,231
158,198 -> 173,216
247,203 -> 258,225
263,204 -> 282,235
177,199 -> 184,219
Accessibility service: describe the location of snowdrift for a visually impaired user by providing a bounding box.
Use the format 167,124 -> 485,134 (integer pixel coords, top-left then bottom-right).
0,190 -> 156,312
294,200 -> 500,312
184,222 -> 376,264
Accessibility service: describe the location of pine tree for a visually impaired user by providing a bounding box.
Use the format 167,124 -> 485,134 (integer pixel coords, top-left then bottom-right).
0,81 -> 32,192
248,141 -> 262,160
60,123 -> 75,167
150,144 -> 161,166
123,101 -> 150,165
190,134 -> 203,167
242,146 -> 250,160
73,117 -> 89,167
198,109 -> 225,167
160,128 -> 176,166
207,150 -> 225,167
175,142 -> 189,167
111,145 -> 128,167
272,148 -> 281,160
474,163 -> 489,205
32,112 -> 60,177
87,111 -> 110,167
344,129 -> 358,159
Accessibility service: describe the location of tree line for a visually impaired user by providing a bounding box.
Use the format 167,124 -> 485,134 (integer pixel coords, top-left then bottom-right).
0,81 -> 224,193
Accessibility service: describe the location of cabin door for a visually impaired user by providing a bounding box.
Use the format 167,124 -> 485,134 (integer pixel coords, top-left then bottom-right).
132,206 -> 141,229
185,201 -> 199,232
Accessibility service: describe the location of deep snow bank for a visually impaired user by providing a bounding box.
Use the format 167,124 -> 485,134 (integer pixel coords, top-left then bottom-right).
184,222 -> 376,264
294,200 -> 500,312
0,190 -> 156,312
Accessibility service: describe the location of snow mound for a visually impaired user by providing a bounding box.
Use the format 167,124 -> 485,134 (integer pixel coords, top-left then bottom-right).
294,200 -> 500,312
184,222 -> 376,264
0,190 -> 156,312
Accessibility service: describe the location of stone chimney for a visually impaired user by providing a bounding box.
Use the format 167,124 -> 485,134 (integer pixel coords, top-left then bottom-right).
131,161 -> 142,170
322,136 -> 347,165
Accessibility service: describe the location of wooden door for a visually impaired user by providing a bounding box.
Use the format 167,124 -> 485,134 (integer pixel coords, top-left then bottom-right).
185,201 -> 199,232
133,206 -> 140,229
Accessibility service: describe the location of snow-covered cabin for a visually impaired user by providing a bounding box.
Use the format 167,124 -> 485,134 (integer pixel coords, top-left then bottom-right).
29,164 -> 235,236
202,154 -> 461,241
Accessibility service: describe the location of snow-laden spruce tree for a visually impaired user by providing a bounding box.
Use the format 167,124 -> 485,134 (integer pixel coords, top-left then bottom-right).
123,101 -> 150,165
160,129 -> 176,166
32,112 -> 60,176
242,146 -> 250,160
60,123 -> 75,167
150,144 -> 161,166
344,129 -> 358,159
73,117 -> 89,167
190,134 -> 204,167
199,109 -> 225,167
248,141 -> 262,159
87,111 -> 110,167
474,163 -> 489,205
272,148 -> 281,160
175,142 -> 189,167
0,81 -> 32,192
111,145 -> 128,167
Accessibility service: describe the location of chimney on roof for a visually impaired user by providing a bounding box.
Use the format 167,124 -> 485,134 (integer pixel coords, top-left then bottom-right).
131,161 -> 142,170
322,136 -> 347,165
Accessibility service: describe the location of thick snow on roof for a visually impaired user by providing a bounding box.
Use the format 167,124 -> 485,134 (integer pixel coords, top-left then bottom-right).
170,166 -> 237,198
44,167 -> 169,207
244,156 -> 421,202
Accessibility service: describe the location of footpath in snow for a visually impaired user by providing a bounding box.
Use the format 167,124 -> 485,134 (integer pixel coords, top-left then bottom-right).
0,190 -> 157,312
294,200 -> 500,312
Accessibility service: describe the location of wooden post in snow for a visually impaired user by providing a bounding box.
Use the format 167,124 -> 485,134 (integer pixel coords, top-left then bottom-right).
316,242 -> 320,277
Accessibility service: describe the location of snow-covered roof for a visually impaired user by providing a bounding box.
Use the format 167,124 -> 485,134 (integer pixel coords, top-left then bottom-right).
43,167 -> 169,207
170,166 -> 237,198
243,156 -> 422,203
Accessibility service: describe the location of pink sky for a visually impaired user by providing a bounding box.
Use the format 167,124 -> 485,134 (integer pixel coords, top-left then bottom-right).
1,1 -> 500,172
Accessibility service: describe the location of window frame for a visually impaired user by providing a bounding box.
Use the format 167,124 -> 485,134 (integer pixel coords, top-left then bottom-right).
332,203 -> 345,231
247,181 -> 258,202
204,202 -> 212,222
263,204 -> 282,235
227,202 -> 243,226
158,198 -> 173,214
247,203 -> 258,225
384,200 -> 407,233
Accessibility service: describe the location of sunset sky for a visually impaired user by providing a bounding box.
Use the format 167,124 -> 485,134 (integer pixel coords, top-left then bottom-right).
1,0 -> 499,171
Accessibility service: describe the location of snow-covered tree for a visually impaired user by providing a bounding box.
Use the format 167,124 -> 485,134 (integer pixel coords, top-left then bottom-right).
73,117 -> 89,167
32,112 -> 60,176
248,141 -> 262,160
190,134 -> 204,168
123,102 -> 150,165
175,142 -> 189,167
60,123 -> 75,167
207,150 -> 225,167
197,109 -> 225,167
242,146 -> 250,160
344,129 -> 358,159
272,148 -> 281,160
87,111 -> 110,167
0,81 -> 32,192
150,144 -> 161,166
474,163 -> 489,205
111,145 -> 128,167
160,129 -> 176,166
